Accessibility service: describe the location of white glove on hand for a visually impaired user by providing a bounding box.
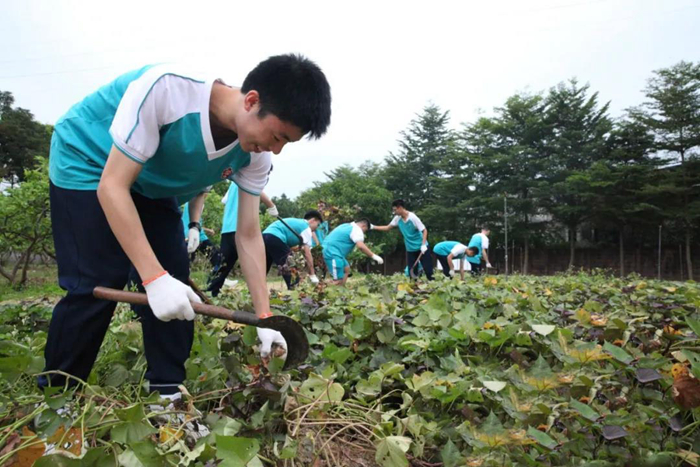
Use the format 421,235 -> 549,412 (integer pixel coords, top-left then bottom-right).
370,224 -> 376,230
144,273 -> 200,322
449,269 -> 455,277
267,205 -> 279,217
186,227 -> 200,254
258,327 -> 287,358
372,254 -> 384,265
309,274 -> 320,284
486,262 -> 493,268
420,244 -> 428,254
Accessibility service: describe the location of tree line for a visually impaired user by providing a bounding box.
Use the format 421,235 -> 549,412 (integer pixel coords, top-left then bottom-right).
276,61 -> 700,279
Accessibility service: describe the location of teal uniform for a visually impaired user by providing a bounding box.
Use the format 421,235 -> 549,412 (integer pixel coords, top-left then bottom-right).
322,223 -> 364,280
49,64 -> 272,203
263,218 -> 312,247
467,234 -> 483,264
390,212 -> 427,252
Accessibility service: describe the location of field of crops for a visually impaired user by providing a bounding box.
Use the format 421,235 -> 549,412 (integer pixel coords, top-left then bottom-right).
1,272 -> 699,466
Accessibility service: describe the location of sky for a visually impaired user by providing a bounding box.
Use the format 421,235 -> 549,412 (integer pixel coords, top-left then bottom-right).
1,0 -> 699,198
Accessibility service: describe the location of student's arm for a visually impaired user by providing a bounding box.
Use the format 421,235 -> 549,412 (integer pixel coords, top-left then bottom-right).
355,241 -> 380,259
188,192 -> 207,224
235,190 -> 270,318
311,231 -> 320,246
98,147 -> 161,279
260,191 -> 278,216
460,256 -> 465,280
303,245 -> 315,275
98,147 -> 200,321
371,224 -> 394,232
421,228 -> 429,250
447,253 -> 455,276
482,249 -> 491,266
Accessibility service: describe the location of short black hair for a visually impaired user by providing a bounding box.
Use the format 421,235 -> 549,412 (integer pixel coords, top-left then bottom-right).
356,218 -> 371,227
391,199 -> 406,208
304,210 -> 323,223
242,54 -> 331,139
467,247 -> 479,255
481,226 -> 490,232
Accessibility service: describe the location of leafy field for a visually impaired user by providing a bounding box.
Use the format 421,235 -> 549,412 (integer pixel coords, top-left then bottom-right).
1,272 -> 699,466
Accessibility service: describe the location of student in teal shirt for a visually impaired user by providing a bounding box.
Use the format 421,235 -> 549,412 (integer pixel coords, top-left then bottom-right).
41,55 -> 331,397
467,233 -> 485,276
433,241 -> 479,280
372,199 -> 434,280
323,219 -> 384,285
262,211 -> 323,289
206,182 -> 277,297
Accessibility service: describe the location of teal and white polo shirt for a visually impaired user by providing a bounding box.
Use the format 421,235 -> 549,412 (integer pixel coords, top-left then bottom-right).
433,241 -> 467,258
49,64 -> 272,204
390,212 -> 427,252
323,222 -> 364,260
263,218 -> 313,248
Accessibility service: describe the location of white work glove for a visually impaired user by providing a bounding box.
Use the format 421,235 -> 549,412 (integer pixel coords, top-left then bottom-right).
257,326 -> 287,358
309,274 -> 320,284
372,254 -> 384,265
486,262 -> 492,268
144,273 -> 201,322
267,205 -> 279,217
186,227 -> 200,254
420,244 -> 428,254
370,224 -> 376,230
449,269 -> 455,277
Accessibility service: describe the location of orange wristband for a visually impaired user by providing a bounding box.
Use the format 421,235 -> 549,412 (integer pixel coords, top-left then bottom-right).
259,312 -> 273,319
142,270 -> 167,286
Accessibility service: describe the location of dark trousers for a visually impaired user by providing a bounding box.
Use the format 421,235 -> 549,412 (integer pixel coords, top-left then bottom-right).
40,183 -> 193,395
435,255 -> 453,278
263,233 -> 294,289
407,248 -> 434,280
469,261 -> 483,276
207,232 -> 238,297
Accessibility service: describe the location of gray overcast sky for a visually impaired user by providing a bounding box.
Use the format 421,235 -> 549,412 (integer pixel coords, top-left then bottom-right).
1,0 -> 699,198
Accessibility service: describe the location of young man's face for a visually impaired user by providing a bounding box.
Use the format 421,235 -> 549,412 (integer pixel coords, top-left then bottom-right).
392,206 -> 405,216
307,219 -> 320,230
466,249 -> 476,257
238,92 -> 304,154
358,222 -> 369,233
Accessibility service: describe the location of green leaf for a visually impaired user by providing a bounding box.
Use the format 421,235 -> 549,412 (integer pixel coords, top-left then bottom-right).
686,316 -> 700,338
375,436 -> 411,467
531,324 -> 555,336
242,325 -> 258,346
216,435 -> 260,466
527,426 -> 558,449
569,399 -> 600,422
299,373 -> 344,402
603,341 -> 633,364
440,439 -> 463,467
111,420 -> 157,444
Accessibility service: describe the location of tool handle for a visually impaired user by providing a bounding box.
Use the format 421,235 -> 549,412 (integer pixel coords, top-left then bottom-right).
93,286 -> 261,326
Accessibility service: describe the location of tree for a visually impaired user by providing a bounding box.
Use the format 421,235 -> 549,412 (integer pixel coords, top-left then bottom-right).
271,193 -> 303,218
453,93 -> 551,272
580,117 -> 657,276
383,104 -> 456,208
0,158 -> 53,287
0,90 -> 52,184
635,61 -> 700,279
537,80 -> 612,268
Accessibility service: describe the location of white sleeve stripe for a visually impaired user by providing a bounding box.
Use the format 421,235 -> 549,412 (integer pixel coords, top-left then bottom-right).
409,213 -> 425,231
125,73 -> 204,145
